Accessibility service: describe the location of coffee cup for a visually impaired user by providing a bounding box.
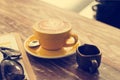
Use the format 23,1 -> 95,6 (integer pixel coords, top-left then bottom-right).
32,18 -> 78,50
76,44 -> 102,73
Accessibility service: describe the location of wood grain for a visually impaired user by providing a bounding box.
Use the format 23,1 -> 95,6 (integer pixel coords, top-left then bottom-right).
0,0 -> 120,80
15,33 -> 37,80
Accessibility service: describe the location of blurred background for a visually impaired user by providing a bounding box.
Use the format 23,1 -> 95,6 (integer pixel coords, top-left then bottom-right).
41,0 -> 97,19
41,0 -> 120,29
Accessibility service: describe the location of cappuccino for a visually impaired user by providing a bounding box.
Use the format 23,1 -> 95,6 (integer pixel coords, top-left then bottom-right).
32,18 -> 78,50
33,18 -> 71,34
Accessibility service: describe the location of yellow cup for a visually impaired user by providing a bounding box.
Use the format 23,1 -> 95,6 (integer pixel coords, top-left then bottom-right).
32,18 -> 78,50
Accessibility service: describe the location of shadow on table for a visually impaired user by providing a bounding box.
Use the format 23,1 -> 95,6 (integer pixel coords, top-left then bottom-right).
27,53 -> 100,80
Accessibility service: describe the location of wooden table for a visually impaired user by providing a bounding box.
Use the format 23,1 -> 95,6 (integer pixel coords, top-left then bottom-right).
0,0 -> 120,80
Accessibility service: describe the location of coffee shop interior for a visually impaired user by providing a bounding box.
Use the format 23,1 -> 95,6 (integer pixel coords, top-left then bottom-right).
0,0 -> 120,80
41,0 -> 120,29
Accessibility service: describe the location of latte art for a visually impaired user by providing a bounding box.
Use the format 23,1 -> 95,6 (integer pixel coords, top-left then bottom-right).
36,19 -> 71,34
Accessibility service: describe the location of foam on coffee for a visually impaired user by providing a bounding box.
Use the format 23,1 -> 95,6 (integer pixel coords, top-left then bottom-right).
34,18 -> 71,34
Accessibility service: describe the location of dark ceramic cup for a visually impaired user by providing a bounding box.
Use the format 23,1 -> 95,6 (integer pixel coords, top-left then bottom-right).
92,0 -> 120,28
76,44 -> 102,73
95,0 -> 120,5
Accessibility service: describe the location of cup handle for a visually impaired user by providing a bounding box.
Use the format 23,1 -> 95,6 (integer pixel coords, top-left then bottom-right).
64,32 -> 78,47
89,59 -> 98,73
92,4 -> 98,12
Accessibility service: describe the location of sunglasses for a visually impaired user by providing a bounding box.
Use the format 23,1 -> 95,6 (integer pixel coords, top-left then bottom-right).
0,47 -> 25,80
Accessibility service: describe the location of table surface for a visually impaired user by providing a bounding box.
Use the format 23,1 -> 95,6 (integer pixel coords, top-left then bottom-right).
0,0 -> 120,80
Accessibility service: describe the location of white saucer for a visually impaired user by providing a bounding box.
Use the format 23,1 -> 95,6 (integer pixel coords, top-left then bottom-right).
24,35 -> 80,59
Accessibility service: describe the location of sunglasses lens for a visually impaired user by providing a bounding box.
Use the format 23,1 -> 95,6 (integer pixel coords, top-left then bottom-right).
0,71 -> 2,80
6,74 -> 25,80
1,60 -> 25,80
